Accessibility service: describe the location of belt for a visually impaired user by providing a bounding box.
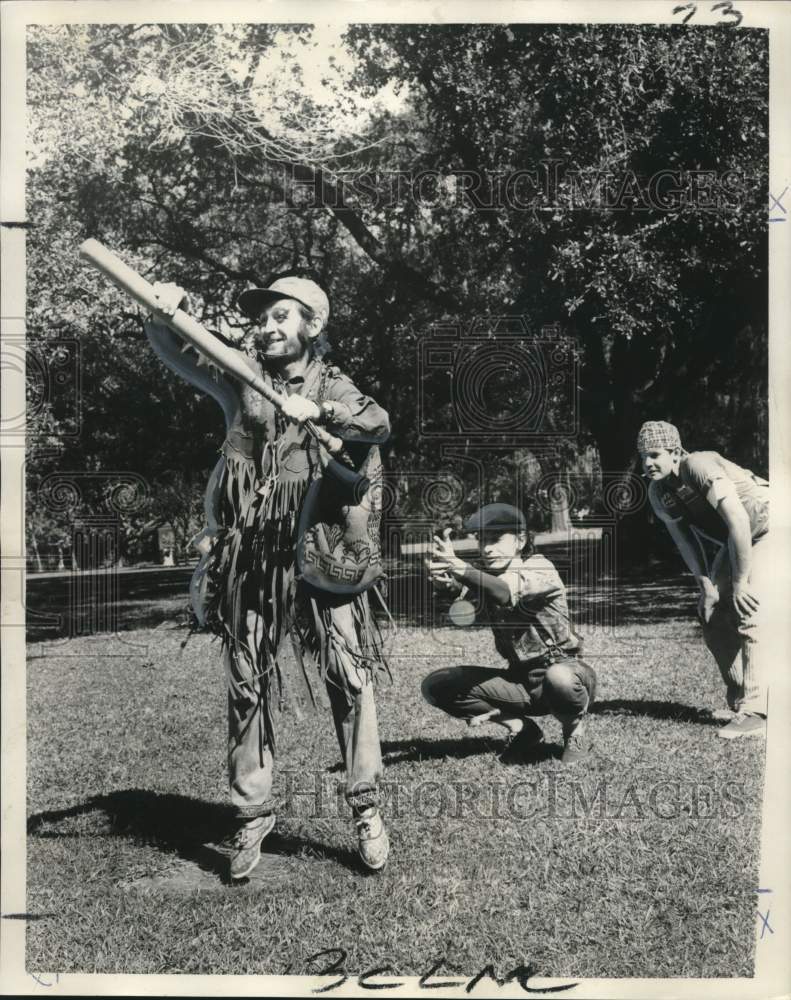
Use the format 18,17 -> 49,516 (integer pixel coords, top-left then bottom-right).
513,645 -> 580,671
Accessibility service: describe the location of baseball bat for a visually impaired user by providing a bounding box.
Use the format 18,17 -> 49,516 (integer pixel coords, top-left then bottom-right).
78,238 -> 349,461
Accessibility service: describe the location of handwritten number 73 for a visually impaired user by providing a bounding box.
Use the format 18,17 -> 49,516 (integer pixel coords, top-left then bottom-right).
673,2 -> 744,26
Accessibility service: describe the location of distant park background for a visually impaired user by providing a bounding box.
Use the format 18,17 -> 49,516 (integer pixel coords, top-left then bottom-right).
25,22 -> 768,580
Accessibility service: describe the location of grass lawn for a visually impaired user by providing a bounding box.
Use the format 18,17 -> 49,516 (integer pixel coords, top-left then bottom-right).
26,593 -> 764,978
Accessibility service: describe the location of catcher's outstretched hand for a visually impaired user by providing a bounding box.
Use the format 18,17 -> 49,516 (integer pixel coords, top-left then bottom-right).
426,558 -> 454,586
431,527 -> 466,576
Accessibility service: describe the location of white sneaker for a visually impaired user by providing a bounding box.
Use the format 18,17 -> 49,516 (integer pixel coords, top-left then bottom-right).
561,716 -> 592,765
227,814 -> 276,880
354,807 -> 389,872
717,713 -> 766,740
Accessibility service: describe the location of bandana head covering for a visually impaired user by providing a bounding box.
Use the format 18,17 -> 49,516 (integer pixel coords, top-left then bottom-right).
636,421 -> 684,453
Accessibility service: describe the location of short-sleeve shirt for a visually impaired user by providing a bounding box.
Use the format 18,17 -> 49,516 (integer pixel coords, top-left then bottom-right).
485,553 -> 581,668
648,451 -> 769,545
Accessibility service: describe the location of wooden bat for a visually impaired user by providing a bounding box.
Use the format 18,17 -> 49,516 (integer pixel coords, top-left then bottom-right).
78,238 -> 349,461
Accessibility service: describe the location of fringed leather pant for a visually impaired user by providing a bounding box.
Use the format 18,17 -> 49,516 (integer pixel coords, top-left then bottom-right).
226,596 -> 385,820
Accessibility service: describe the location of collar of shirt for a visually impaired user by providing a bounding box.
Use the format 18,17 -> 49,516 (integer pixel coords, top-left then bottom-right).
274,358 -> 321,396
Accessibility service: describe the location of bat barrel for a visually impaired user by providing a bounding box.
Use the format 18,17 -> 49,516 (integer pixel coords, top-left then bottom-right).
80,239 -> 165,315
79,239 -> 261,389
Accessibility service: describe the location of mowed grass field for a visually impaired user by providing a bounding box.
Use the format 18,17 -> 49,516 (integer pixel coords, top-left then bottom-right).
26,595 -> 765,978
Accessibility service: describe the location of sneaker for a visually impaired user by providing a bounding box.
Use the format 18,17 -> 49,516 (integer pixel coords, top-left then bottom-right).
228,814 -> 276,880
499,718 -> 545,761
561,716 -> 592,765
354,807 -> 389,872
717,713 -> 766,740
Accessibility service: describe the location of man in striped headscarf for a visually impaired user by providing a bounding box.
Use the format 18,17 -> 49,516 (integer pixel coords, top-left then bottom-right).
637,421 -> 770,739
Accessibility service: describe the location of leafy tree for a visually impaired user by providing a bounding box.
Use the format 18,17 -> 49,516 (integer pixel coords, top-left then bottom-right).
26,22 -> 768,567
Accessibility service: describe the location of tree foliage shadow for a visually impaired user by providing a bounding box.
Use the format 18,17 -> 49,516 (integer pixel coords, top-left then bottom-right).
27,789 -> 363,881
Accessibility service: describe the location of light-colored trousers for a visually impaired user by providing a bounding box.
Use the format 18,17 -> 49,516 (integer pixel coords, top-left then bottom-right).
226,605 -> 384,820
702,532 -> 769,715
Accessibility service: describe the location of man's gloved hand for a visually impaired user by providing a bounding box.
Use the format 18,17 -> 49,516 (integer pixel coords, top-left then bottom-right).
151,281 -> 191,318
280,396 -> 322,426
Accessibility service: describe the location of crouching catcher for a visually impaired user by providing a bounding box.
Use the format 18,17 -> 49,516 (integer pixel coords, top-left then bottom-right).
422,503 -> 596,765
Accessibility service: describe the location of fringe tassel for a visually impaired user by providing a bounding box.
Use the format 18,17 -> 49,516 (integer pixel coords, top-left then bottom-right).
202,438 -> 393,763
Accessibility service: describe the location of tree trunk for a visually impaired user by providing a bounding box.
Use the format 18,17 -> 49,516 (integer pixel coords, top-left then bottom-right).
30,535 -> 44,573
549,476 -> 572,533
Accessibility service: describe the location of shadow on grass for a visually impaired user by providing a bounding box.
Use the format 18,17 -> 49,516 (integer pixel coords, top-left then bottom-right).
378,735 -> 558,766
591,698 -> 720,726
27,789 -> 364,881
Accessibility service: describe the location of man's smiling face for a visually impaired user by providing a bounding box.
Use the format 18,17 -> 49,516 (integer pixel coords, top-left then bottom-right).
255,298 -> 312,362
641,447 -> 678,480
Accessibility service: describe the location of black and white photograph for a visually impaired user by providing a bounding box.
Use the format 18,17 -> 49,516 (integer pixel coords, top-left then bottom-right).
1,1 -> 790,996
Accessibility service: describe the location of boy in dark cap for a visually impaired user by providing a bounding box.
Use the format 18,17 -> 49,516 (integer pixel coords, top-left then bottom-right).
423,503 -> 596,764
637,420 -> 770,739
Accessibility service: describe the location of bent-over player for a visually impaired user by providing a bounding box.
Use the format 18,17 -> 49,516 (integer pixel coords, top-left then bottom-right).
145,275 -> 391,877
422,504 -> 596,764
637,421 -> 769,739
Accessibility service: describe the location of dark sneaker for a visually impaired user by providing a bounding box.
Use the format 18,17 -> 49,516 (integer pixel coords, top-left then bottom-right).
717,713 -> 766,740
354,807 -> 389,872
499,718 -> 545,761
561,716 -> 592,765
228,814 -> 276,880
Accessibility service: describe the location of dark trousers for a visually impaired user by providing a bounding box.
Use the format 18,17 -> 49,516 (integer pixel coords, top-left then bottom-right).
422,657 -> 596,724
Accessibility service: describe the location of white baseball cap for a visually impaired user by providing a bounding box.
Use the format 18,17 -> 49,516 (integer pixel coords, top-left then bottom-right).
238,276 -> 330,326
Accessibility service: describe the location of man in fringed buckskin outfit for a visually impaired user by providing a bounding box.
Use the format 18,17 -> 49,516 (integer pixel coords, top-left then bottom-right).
145,275 -> 391,878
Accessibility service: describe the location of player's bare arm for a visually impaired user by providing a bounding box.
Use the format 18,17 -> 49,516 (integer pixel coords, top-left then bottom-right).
664,518 -> 719,623
429,528 -> 511,605
717,494 -> 760,617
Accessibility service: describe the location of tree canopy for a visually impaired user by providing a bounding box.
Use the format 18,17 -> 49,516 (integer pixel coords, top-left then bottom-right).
26,21 -> 768,564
